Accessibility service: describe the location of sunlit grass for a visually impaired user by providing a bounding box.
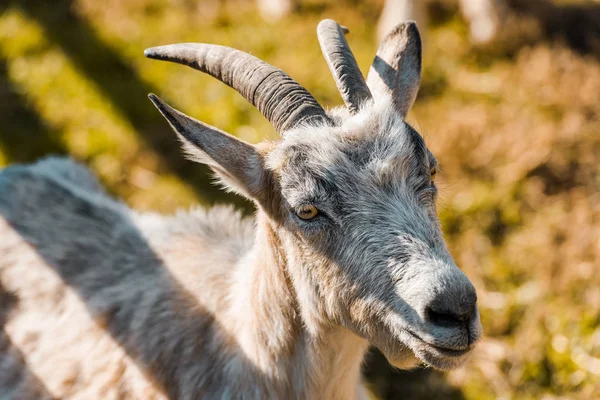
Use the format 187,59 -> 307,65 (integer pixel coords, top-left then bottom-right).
1,0 -> 599,398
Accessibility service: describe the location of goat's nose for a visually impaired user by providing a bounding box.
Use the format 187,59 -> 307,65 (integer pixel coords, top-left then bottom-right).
425,290 -> 477,328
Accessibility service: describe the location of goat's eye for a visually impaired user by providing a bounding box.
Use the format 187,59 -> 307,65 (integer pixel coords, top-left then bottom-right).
430,166 -> 437,182
296,205 -> 319,220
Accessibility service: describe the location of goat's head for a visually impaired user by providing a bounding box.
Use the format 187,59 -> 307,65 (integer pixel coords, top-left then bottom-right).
146,20 -> 482,371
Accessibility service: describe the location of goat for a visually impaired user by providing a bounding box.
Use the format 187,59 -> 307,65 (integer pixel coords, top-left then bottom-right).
257,0 -> 505,44
0,20 -> 482,399
377,0 -> 429,43
377,0 -> 506,43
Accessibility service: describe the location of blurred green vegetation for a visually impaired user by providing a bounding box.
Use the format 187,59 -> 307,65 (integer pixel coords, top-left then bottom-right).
1,0 -> 599,398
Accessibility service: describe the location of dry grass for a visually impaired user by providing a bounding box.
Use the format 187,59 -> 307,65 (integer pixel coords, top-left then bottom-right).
0,0 -> 598,398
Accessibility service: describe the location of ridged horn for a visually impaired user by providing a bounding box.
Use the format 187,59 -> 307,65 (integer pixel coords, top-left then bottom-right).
317,19 -> 372,113
145,43 -> 330,133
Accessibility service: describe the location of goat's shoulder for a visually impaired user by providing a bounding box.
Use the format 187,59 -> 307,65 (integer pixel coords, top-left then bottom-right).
0,156 -> 255,274
0,156 -> 121,217
0,157 -> 142,283
0,156 -> 130,242
0,156 -> 108,197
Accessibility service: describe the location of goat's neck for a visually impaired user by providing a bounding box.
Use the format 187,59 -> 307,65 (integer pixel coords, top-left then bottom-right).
229,210 -> 369,399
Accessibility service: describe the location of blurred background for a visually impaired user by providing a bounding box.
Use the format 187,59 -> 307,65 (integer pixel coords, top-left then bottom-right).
1,0 -> 599,398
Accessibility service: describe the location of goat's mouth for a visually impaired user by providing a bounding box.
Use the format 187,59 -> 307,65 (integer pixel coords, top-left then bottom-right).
404,330 -> 474,371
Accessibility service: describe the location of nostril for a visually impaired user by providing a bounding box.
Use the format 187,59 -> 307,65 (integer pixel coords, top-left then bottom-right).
426,305 -> 474,328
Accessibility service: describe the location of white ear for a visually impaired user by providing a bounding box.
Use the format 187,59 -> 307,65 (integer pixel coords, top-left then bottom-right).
148,94 -> 269,200
367,21 -> 422,117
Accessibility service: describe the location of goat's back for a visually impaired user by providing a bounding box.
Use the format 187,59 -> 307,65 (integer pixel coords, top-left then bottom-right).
0,157 -> 255,399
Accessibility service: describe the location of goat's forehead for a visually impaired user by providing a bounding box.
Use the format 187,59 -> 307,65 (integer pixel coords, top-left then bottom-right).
267,105 -> 434,181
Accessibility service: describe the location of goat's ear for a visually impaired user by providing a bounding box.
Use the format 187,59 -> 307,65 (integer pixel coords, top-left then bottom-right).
148,94 -> 271,201
366,21 -> 422,117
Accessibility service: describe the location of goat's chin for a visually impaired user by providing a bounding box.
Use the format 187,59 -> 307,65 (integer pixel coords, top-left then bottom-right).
375,341 -> 420,370
386,351 -> 421,370
412,346 -> 472,371
379,338 -> 473,371
407,337 -> 474,371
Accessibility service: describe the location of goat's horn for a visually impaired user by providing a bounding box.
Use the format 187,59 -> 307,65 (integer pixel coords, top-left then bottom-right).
145,44 -> 330,133
317,19 -> 372,114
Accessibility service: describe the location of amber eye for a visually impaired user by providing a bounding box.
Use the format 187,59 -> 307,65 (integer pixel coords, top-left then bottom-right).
430,166 -> 437,182
297,205 -> 319,220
